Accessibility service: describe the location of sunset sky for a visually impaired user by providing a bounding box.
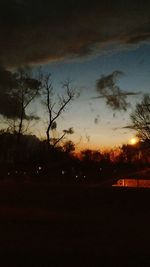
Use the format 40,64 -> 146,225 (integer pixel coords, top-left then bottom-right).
0,0 -> 150,150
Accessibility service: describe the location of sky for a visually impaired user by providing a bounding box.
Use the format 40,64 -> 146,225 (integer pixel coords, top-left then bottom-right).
0,0 -> 150,150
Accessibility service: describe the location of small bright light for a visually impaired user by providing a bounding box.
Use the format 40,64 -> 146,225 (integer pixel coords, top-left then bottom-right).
129,137 -> 138,145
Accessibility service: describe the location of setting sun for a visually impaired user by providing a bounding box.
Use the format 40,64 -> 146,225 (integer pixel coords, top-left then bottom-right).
129,137 -> 139,145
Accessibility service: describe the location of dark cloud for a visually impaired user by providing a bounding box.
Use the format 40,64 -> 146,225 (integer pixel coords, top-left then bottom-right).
0,92 -> 22,119
94,114 -> 100,124
0,66 -> 40,119
94,117 -> 98,125
0,0 -> 150,67
95,71 -> 141,111
0,66 -> 22,118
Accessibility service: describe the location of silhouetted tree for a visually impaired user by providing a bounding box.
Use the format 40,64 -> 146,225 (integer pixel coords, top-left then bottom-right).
130,94 -> 150,141
12,67 -> 41,136
41,73 -> 76,148
119,144 -> 139,163
81,149 -> 93,162
63,140 -> 75,154
0,131 -> 41,165
0,65 -> 19,121
0,66 -> 41,136
139,139 -> 150,163
52,127 -> 74,147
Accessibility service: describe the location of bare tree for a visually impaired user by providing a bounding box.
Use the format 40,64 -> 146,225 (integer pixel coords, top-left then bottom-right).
41,73 -> 76,148
129,94 -> 150,141
52,127 -> 74,147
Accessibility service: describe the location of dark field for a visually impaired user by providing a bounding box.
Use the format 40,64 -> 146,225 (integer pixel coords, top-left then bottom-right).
0,181 -> 150,266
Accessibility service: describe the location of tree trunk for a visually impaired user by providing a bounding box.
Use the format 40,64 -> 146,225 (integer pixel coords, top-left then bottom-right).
18,103 -> 24,142
46,124 -> 51,149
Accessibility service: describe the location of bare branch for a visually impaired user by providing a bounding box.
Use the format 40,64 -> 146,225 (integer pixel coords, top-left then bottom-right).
41,74 -> 76,148
130,94 -> 150,140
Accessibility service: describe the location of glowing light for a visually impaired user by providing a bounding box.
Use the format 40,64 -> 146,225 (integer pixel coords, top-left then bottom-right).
129,137 -> 138,145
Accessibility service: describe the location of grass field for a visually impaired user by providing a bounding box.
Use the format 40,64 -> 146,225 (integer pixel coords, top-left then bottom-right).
0,181 -> 150,266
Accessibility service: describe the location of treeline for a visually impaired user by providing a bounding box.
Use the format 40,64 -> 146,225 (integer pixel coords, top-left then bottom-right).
0,131 -> 149,184
0,65 -> 149,184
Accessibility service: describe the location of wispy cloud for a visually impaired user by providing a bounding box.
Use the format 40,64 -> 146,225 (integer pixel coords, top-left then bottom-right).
92,92 -> 141,99
95,71 -> 141,111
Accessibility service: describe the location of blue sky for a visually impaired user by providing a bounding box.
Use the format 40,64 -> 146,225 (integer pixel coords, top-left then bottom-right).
1,1 -> 150,150
32,43 -> 150,150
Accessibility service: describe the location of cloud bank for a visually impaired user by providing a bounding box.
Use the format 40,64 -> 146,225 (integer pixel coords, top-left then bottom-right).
0,0 -> 150,67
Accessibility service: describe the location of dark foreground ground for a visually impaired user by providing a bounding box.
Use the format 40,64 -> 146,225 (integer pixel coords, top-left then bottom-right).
0,180 -> 150,266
